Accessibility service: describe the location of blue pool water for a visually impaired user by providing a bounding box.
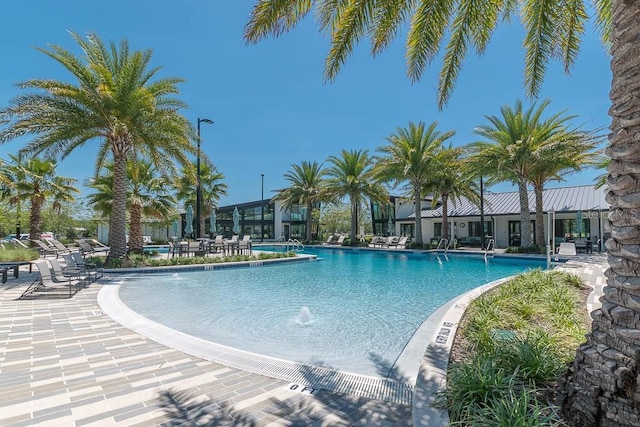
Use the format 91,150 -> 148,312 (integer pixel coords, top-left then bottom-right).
118,248 -> 544,376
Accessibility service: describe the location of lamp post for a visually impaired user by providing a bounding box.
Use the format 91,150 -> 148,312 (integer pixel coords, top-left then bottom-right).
261,173 -> 264,243
480,176 -> 485,250
196,118 -> 214,239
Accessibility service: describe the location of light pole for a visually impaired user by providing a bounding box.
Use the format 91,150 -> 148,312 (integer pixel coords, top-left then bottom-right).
196,118 -> 213,239
261,173 -> 264,243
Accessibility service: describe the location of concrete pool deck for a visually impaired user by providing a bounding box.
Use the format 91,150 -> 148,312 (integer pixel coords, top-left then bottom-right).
0,251 -> 607,426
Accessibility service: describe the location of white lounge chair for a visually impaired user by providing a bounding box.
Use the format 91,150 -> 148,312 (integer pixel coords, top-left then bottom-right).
558,242 -> 577,256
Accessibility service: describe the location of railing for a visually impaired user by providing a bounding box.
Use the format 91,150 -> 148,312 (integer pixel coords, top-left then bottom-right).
286,238 -> 304,252
484,239 -> 495,258
436,238 -> 449,253
275,235 -> 286,243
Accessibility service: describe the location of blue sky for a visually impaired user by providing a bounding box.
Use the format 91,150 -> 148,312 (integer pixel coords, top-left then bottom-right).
0,1 -> 611,207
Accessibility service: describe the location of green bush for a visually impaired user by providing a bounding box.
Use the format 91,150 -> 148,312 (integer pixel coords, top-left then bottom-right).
435,270 -> 589,426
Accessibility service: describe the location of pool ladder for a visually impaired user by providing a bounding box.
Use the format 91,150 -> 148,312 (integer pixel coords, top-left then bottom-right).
286,239 -> 305,252
484,239 -> 495,259
436,238 -> 452,253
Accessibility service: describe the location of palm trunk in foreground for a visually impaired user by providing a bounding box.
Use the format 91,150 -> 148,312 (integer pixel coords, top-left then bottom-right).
558,1 -> 640,425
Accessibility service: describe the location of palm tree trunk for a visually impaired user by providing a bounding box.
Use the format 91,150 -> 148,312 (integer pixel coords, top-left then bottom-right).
306,202 -> 313,243
442,195 -> 449,241
534,184 -> 545,247
129,202 -> 143,253
350,197 -> 358,244
108,149 -> 128,259
29,196 -> 43,245
517,179 -> 532,247
558,2 -> 640,425
413,184 -> 423,245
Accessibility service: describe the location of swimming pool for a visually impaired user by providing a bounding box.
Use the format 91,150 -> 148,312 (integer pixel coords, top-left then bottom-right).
118,248 -> 544,377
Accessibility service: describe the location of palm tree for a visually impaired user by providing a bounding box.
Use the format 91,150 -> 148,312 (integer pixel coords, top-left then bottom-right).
173,160 -> 228,237
2,155 -> 78,244
427,147 -> 480,243
375,121 -> 455,245
0,32 -> 194,259
326,149 -> 387,244
528,128 -> 600,246
468,101 -> 547,247
87,160 -> 176,252
274,160 -> 327,243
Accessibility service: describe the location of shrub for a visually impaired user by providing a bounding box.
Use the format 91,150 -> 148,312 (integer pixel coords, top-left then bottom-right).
0,248 -> 39,262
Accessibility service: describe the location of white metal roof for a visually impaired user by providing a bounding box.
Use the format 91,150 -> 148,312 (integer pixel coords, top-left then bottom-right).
410,185 -> 608,218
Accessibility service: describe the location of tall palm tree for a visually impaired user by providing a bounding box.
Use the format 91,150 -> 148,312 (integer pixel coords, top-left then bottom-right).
427,147 -> 480,242
274,160 -> 327,243
326,149 -> 387,244
245,3 -> 636,422
87,160 -> 176,252
528,129 -> 600,246
2,155 -> 78,244
469,100 -> 552,248
0,32 -> 194,259
375,121 -> 455,245
173,160 -> 228,237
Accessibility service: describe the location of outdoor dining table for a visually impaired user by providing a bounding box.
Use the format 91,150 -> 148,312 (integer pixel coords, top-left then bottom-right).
0,261 -> 33,284
223,239 -> 240,255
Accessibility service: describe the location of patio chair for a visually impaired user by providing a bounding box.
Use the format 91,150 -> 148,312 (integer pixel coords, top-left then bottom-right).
209,235 -> 225,253
322,235 -> 335,245
45,239 -> 73,257
331,235 -> 346,246
49,257 -> 86,285
389,236 -> 408,249
557,242 -> 577,256
76,239 -> 110,256
10,238 -> 30,249
32,239 -> 58,257
380,236 -> 398,248
70,252 -> 103,280
238,235 -> 252,254
20,259 -> 80,299
368,236 -> 383,248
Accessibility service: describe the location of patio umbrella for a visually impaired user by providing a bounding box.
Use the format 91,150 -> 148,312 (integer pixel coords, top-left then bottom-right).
232,206 -> 240,234
184,204 -> 194,236
576,210 -> 583,236
209,210 -> 217,235
171,219 -> 179,237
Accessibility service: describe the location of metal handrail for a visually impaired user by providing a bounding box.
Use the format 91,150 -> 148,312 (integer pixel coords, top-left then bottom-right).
484,239 -> 495,258
286,238 -> 305,252
436,238 -> 449,253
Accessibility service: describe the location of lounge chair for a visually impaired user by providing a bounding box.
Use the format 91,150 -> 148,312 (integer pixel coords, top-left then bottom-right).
32,239 -> 57,257
368,236 -> 383,248
45,239 -> 73,257
322,235 -> 335,245
389,236 -> 408,249
380,236 -> 398,248
331,235 -> 346,246
557,242 -> 577,256
20,259 -> 81,299
76,239 -> 110,256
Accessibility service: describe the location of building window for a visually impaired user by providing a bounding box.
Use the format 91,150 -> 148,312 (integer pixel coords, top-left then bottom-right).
555,218 -> 590,239
400,223 -> 414,238
468,221 -> 494,238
